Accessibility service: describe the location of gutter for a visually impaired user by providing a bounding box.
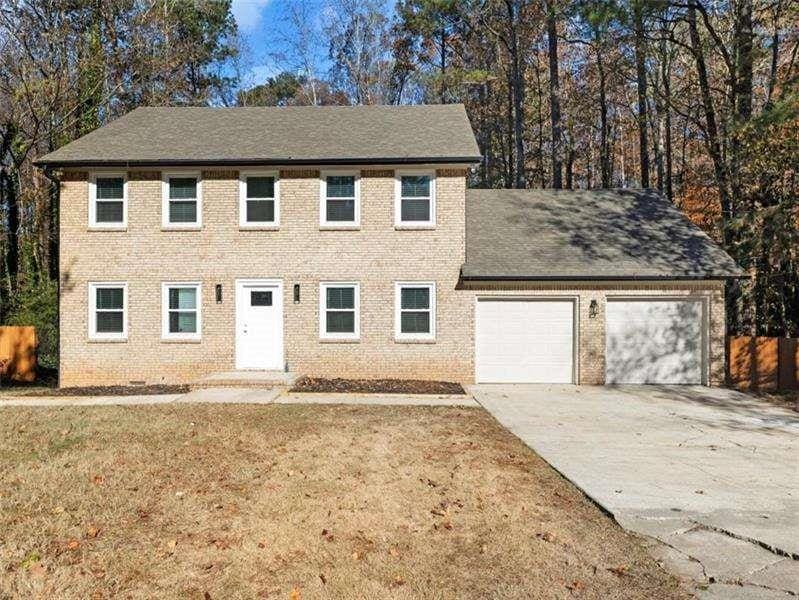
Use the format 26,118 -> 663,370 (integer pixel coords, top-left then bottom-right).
33,156 -> 484,168
459,273 -> 750,281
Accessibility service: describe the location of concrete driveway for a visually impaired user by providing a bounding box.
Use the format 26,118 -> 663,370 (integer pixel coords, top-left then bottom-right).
472,384 -> 799,599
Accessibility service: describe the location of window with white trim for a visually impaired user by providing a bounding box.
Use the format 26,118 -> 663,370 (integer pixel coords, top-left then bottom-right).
89,173 -> 126,228
240,173 -> 279,226
162,283 -> 201,340
89,282 -> 127,340
395,173 -> 435,227
320,173 -> 360,227
162,174 -> 201,227
395,282 -> 435,340
319,283 -> 359,340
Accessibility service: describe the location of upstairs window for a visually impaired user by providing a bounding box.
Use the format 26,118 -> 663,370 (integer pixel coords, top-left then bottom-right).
163,174 -> 201,228
396,173 -> 435,227
319,283 -> 359,340
395,282 -> 435,340
89,282 -> 127,340
321,173 -> 360,227
240,173 -> 279,226
162,283 -> 201,340
89,173 -> 126,228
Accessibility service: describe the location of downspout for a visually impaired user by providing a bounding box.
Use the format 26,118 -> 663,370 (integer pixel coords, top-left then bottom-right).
41,166 -> 61,389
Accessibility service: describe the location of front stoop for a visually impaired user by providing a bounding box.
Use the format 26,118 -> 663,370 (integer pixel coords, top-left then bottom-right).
190,370 -> 297,390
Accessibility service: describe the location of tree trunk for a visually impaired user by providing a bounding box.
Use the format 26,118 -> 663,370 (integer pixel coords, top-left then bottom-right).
505,0 -> 526,188
546,0 -> 562,189
596,42 -> 611,188
660,31 -> 674,201
633,1 -> 650,188
687,1 -> 731,222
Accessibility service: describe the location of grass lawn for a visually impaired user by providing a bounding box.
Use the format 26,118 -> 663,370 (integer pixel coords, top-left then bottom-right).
0,404 -> 689,599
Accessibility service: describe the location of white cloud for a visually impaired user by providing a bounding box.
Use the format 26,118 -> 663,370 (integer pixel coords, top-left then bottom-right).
231,0 -> 271,32
247,63 -> 282,85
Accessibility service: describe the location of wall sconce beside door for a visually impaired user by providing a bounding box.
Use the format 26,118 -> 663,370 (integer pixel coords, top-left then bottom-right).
589,299 -> 598,318
293,284 -> 300,304
215,284 -> 223,304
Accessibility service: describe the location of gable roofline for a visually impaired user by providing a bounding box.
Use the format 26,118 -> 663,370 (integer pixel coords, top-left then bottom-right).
35,104 -> 482,168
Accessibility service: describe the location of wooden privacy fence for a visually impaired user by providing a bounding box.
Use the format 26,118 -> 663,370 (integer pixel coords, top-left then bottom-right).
728,336 -> 799,391
0,326 -> 37,383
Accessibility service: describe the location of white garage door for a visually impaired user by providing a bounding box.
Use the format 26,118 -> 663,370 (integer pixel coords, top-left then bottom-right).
606,299 -> 705,384
476,299 -> 574,383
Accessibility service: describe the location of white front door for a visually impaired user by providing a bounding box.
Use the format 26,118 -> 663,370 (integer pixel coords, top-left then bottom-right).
475,299 -> 575,383
235,279 -> 283,370
605,298 -> 705,384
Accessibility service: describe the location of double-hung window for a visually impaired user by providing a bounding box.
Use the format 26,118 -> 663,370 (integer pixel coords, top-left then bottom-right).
162,283 -> 201,340
395,282 -> 435,340
89,173 -> 126,228
89,282 -> 127,340
319,283 -> 359,340
395,172 -> 435,227
240,173 -> 279,227
320,173 -> 360,227
163,174 -> 201,228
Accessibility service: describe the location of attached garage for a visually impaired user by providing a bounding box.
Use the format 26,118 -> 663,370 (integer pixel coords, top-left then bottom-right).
475,299 -> 574,383
462,189 -> 745,386
605,299 -> 705,384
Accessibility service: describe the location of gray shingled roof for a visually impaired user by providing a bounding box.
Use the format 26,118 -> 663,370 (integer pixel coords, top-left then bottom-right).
36,105 -> 481,167
463,189 -> 745,279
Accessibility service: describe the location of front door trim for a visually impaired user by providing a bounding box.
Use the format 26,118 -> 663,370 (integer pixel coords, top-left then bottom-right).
235,278 -> 284,370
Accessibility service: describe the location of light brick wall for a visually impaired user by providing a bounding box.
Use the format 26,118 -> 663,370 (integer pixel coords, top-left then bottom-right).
59,167 -> 471,386
59,167 -> 726,387
459,280 -> 726,386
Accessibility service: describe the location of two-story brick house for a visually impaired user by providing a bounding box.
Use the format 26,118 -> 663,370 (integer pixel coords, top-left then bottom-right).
36,104 -> 743,388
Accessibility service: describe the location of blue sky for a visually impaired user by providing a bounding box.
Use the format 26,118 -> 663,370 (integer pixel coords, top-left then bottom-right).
231,0 -> 329,88
230,0 -> 396,90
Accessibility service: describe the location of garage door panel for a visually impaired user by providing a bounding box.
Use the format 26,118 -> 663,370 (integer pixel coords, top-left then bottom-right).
476,299 -> 574,383
606,299 -> 704,384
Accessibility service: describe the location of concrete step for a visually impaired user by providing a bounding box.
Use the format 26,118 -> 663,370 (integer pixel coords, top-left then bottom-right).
190,370 -> 297,390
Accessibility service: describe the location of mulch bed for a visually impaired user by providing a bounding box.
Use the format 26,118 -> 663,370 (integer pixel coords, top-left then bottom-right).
21,384 -> 189,397
291,376 -> 466,395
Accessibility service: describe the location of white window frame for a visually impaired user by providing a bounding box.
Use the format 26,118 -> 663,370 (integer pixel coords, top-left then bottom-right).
395,282 -> 436,341
395,170 -> 436,228
161,282 -> 202,341
319,282 -> 360,341
88,282 -> 128,341
239,170 -> 280,228
88,172 -> 127,229
320,171 -> 360,228
162,172 -> 202,229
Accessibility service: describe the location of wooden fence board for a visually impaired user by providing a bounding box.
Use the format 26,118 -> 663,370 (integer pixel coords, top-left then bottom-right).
0,326 -> 37,383
728,336 -> 799,391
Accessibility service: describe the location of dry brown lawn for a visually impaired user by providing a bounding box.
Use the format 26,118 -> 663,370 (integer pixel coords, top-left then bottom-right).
0,404 -> 690,599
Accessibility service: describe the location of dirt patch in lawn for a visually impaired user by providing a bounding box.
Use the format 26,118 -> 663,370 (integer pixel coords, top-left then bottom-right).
0,404 -> 689,599
1,384 -> 189,398
291,376 -> 466,395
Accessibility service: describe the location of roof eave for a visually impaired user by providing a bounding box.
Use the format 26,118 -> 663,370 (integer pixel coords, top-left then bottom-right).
34,155 -> 483,168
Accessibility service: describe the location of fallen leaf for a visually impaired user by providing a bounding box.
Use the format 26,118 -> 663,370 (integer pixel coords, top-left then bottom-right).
67,540 -> 81,551
289,587 -> 301,600
86,526 -> 100,539
391,575 -> 406,588
566,580 -> 584,592
608,565 -> 629,577
388,547 -> 399,557
92,475 -> 104,485
536,532 -> 556,543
